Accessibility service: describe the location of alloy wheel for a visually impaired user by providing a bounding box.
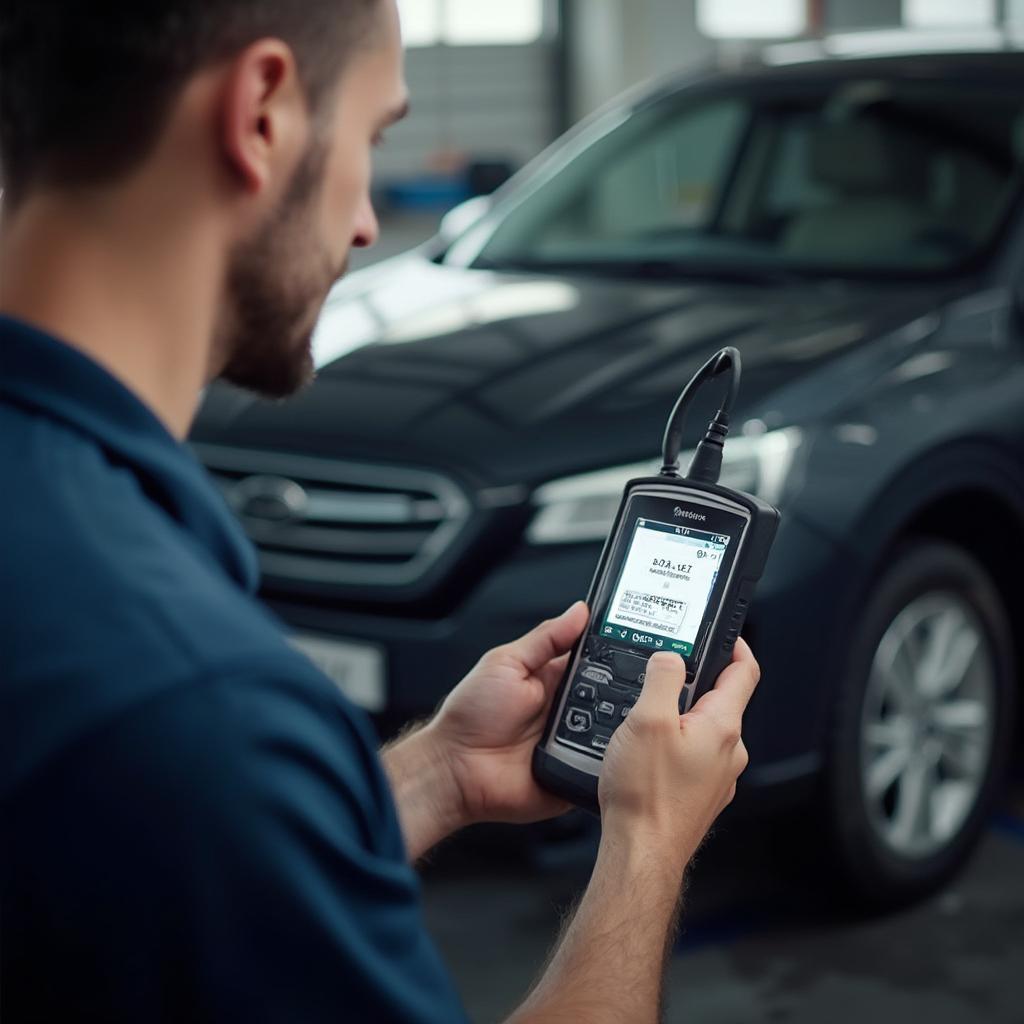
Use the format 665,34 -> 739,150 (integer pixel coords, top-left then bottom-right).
859,591 -> 995,860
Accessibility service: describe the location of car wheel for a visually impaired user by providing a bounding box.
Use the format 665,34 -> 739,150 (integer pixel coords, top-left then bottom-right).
826,540 -> 1015,908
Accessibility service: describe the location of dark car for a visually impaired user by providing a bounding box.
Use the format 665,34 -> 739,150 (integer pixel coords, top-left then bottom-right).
192,45 -> 1024,905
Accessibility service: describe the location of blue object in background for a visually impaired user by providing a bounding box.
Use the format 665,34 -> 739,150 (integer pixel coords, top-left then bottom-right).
384,173 -> 472,212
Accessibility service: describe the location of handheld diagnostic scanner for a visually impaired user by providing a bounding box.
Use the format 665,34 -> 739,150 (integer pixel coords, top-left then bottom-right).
533,347 -> 780,814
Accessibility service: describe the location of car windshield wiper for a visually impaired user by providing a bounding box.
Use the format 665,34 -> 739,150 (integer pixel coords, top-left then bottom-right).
472,256 -> 804,287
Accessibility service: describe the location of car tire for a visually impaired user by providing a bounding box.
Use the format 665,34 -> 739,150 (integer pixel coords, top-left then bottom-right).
825,540 -> 1016,909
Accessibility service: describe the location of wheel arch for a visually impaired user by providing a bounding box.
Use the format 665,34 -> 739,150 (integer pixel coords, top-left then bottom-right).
885,487 -> 1024,740
810,439 -> 1024,751
818,478 -> 1023,903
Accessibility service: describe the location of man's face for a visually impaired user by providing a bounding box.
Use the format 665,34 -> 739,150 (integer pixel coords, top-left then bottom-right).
219,0 -> 407,398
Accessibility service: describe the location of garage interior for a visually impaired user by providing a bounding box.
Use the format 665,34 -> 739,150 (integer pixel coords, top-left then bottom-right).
4,0 -> 1023,1021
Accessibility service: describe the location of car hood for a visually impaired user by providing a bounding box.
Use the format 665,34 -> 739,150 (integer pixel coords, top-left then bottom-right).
192,254 -> 951,488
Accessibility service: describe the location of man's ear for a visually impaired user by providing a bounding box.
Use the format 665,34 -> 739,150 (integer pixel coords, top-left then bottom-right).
219,39 -> 308,195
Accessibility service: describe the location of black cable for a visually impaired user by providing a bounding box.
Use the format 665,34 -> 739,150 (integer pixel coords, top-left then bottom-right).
659,347 -> 742,484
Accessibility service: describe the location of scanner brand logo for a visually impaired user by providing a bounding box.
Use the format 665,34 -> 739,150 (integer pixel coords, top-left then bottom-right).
673,507 -> 706,522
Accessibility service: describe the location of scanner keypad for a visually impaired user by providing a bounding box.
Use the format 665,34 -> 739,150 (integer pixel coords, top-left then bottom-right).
555,640 -> 655,753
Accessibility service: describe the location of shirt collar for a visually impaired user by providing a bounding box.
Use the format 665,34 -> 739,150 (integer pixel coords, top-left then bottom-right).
0,314 -> 259,593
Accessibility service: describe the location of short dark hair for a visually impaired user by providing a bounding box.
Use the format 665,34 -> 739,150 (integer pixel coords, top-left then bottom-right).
0,0 -> 380,206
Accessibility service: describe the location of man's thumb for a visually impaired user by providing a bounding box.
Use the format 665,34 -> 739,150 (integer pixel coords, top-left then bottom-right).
634,651 -> 687,713
509,600 -> 589,672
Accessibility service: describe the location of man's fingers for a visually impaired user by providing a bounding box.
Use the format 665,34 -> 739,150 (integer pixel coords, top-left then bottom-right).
633,651 -> 687,715
507,601 -> 589,673
538,652 -> 571,694
690,637 -> 760,721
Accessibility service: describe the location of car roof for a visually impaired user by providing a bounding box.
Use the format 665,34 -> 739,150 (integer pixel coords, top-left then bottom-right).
753,49 -> 1024,81
638,44 -> 1024,109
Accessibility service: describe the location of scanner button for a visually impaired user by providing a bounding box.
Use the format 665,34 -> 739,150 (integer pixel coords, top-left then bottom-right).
572,682 -> 596,703
581,664 -> 613,686
612,651 -> 648,683
596,700 -> 616,720
565,708 -> 592,733
591,733 -> 611,752
598,682 -> 630,705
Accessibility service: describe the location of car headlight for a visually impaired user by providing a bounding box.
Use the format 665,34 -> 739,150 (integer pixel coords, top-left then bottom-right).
526,427 -> 802,545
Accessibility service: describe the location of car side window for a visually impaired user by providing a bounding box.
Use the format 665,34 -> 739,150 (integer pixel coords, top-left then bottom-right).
729,97 -> 1024,267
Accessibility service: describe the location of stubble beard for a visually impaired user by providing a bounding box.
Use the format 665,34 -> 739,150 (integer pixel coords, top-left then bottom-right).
217,142 -> 347,399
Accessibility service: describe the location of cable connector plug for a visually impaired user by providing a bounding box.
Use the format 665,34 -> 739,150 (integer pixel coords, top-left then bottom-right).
660,347 -> 741,486
686,410 -> 730,485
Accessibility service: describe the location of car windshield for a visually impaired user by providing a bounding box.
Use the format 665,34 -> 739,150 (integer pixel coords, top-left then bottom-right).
458,76 -> 1024,279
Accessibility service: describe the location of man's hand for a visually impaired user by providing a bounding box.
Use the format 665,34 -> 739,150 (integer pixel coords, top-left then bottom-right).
381,601 -> 588,860
507,639 -> 760,1024
599,639 -> 760,857
431,600 -> 589,827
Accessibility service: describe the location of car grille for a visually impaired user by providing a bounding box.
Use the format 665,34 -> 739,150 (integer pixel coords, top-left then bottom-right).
193,443 -> 471,588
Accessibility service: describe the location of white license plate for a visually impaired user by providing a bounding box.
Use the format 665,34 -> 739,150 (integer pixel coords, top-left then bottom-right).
289,634 -> 387,712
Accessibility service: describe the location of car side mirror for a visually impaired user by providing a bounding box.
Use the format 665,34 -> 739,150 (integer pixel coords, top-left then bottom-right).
437,194 -> 492,245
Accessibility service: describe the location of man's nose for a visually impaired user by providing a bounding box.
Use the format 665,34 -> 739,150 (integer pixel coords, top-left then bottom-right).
352,196 -> 379,249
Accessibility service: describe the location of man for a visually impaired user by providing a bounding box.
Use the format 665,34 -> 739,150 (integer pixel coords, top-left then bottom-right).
0,2 -> 759,1020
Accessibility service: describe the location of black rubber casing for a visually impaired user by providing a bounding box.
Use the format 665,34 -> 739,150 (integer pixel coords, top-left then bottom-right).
532,475 -> 779,814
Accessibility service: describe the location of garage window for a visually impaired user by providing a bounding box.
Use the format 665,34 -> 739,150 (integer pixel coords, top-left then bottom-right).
397,0 -> 546,47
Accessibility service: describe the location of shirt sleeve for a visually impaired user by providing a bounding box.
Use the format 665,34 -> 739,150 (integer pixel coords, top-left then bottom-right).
31,659 -> 469,1024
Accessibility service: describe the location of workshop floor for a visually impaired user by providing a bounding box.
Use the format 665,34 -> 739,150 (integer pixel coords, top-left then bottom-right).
421,786 -> 1024,1023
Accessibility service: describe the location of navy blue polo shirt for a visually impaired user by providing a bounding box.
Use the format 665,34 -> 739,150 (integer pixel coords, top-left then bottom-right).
0,315 -> 467,1023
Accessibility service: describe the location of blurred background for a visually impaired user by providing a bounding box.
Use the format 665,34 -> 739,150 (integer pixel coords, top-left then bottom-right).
193,1 -> 1024,1020
355,0 -> 1024,270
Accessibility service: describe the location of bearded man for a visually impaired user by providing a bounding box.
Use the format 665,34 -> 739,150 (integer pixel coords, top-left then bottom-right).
0,3 -> 758,1020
